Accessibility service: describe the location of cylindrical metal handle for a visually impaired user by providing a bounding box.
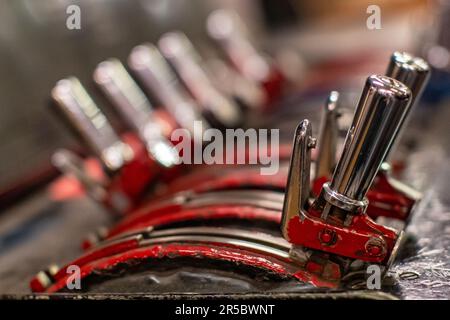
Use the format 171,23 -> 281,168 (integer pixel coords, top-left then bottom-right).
383,52 -> 430,161
159,32 -> 242,128
128,43 -> 208,138
329,75 -> 412,202
315,91 -> 340,180
206,9 -> 271,83
94,59 -> 180,169
94,58 -> 154,134
51,77 -> 132,172
386,52 -> 430,103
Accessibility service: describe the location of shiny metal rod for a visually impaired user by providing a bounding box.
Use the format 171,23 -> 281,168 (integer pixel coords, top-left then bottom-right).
159,31 -> 242,128
383,52 -> 430,160
94,58 -> 154,134
386,52 -> 430,104
315,91 -> 340,180
51,77 -> 132,172
94,59 -> 179,168
128,44 -> 209,138
328,75 -> 412,203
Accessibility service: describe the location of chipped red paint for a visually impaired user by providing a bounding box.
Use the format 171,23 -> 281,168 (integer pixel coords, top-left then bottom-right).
34,242 -> 337,293
286,207 -> 398,264
55,237 -> 141,282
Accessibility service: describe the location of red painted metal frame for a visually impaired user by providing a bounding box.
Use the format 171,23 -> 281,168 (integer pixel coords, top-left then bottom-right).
284,205 -> 398,264
50,149 -> 417,226
103,133 -> 183,212
151,165 -> 417,223
104,110 -> 182,208
31,240 -> 338,293
313,172 -> 417,222
102,205 -> 281,245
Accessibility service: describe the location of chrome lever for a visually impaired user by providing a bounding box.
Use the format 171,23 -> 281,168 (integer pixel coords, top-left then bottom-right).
316,75 -> 412,222
158,31 -> 243,128
386,52 -> 431,107
281,120 -> 316,239
51,77 -> 133,173
315,91 -> 340,180
94,59 -> 179,168
94,58 -> 155,134
383,52 -> 431,161
206,9 -> 272,84
128,43 -> 209,140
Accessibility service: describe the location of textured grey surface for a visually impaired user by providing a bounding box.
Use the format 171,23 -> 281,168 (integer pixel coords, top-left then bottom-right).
386,102 -> 450,300
0,192 -> 112,294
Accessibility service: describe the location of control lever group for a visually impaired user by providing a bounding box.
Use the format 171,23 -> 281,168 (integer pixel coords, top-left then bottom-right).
283,75 -> 412,266
30,10 -> 432,294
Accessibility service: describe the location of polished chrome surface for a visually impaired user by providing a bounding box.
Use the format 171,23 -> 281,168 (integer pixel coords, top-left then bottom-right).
315,91 -> 340,180
128,43 -> 208,139
384,52 -> 431,161
206,9 -> 271,82
94,58 -> 155,134
158,32 -> 242,127
327,75 -> 412,203
94,59 -> 179,168
281,120 -> 316,239
386,52 -> 430,102
51,77 -> 133,172
321,182 -> 368,212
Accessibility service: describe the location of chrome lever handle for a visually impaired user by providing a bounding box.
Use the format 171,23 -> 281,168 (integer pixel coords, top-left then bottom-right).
128,43 -> 209,139
206,9 -> 271,83
318,75 -> 412,220
94,59 -> 179,168
386,52 -> 430,105
158,31 -> 242,128
383,52 -> 431,161
315,91 -> 340,180
94,58 -> 155,134
51,77 -> 132,172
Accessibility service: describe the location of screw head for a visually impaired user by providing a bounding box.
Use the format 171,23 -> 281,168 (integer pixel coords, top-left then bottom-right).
319,229 -> 336,245
365,237 -> 386,257
368,245 -> 382,256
